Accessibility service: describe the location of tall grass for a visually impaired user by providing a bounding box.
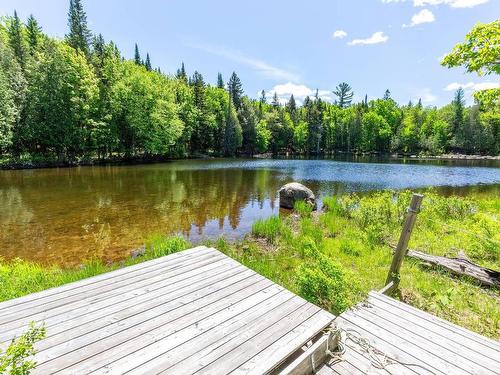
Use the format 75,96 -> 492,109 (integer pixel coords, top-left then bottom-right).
0,235 -> 190,302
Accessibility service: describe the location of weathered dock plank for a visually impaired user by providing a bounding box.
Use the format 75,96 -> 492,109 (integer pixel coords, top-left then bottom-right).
0,246 -> 335,374
320,291 -> 500,375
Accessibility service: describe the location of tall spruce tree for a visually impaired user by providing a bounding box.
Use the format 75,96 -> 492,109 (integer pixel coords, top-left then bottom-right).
134,43 -> 141,65
176,62 -> 187,82
66,0 -> 92,55
333,82 -> 353,108
7,11 -> 26,68
26,14 -> 42,56
224,98 -> 242,156
145,53 -> 152,71
217,73 -> 224,89
384,89 -> 391,100
451,88 -> 466,150
272,92 -> 280,108
227,72 -> 243,110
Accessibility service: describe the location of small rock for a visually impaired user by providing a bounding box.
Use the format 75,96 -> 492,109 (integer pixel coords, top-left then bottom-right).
278,182 -> 316,210
130,246 -> 146,259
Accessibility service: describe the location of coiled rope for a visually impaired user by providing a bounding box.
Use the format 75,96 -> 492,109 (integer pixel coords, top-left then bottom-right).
324,326 -> 438,375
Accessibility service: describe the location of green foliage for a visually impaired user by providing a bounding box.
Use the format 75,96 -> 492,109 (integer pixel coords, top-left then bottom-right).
442,19 -> 499,110
251,216 -> 289,244
144,235 -> 190,258
293,200 -> 313,217
297,254 -> 352,314
0,7 -> 499,163
0,322 -> 46,375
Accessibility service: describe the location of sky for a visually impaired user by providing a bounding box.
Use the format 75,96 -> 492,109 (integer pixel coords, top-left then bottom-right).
1,0 -> 499,106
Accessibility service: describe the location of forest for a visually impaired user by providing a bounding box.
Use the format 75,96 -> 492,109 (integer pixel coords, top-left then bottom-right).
0,1 -> 498,164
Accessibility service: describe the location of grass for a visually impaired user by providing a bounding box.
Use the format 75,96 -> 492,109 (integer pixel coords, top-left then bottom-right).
0,235 -> 190,302
213,190 -> 500,339
0,190 -> 498,339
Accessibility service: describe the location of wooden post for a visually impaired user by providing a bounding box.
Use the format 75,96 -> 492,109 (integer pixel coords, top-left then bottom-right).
384,193 -> 424,292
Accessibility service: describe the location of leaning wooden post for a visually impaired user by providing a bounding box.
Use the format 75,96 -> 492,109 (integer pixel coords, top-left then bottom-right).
384,193 -> 424,293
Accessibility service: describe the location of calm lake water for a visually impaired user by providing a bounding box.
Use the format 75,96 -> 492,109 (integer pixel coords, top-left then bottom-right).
1,157 -> 499,265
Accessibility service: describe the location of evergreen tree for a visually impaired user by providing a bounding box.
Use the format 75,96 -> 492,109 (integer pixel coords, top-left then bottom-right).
66,0 -> 92,55
451,88 -> 466,150
333,82 -> 353,108
227,72 -> 243,110
176,62 -> 187,82
134,43 -> 141,65
223,98 -> 242,156
259,90 -> 266,104
145,53 -> 152,71
26,14 -> 42,55
286,94 -> 297,119
217,72 -> 224,89
238,98 -> 258,155
384,89 -> 391,100
364,94 -> 368,107
272,92 -> 280,108
7,11 -> 26,68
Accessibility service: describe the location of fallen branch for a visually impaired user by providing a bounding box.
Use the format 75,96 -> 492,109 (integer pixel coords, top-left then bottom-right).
388,245 -> 500,288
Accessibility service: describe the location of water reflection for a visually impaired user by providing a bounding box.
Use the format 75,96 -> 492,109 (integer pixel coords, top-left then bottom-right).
0,158 -> 498,265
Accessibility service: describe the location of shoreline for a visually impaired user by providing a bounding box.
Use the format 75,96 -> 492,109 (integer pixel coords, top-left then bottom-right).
1,152 -> 499,171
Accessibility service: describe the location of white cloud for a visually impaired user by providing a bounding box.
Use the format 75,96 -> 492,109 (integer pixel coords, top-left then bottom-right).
444,82 -> 500,91
413,88 -> 438,104
185,41 -> 300,82
403,9 -> 435,27
332,30 -> 347,39
262,82 -> 333,105
348,31 -> 389,46
414,0 -> 488,7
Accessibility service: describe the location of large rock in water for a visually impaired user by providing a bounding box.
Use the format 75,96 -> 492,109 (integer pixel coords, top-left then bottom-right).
279,182 -> 316,210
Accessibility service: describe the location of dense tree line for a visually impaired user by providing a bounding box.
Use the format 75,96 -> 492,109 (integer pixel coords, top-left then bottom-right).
0,3 -> 498,162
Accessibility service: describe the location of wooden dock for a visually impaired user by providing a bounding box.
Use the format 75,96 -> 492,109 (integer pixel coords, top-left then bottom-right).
320,291 -> 500,375
1,246 -> 499,374
0,246 -> 335,374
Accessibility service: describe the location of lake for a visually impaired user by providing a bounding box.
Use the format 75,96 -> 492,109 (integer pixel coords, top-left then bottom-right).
1,157 -> 499,265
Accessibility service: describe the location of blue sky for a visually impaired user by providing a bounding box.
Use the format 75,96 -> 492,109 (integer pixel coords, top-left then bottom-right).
1,0 -> 498,106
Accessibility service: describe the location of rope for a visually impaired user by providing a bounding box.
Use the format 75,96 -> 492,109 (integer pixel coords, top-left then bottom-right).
324,325 -> 438,375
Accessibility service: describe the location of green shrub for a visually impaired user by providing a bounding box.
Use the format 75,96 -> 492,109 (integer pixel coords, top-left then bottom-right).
297,254 -> 351,314
0,322 -> 46,375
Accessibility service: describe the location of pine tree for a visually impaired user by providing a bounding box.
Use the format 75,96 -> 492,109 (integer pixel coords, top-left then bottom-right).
134,43 -> 141,65
66,0 -> 92,55
287,94 -> 296,113
451,88 -> 465,150
176,62 -> 187,82
26,14 -> 42,55
224,98 -> 242,156
272,92 -> 280,108
217,73 -> 224,89
259,90 -> 266,104
333,82 -> 353,108
364,94 -> 368,107
227,72 -> 243,110
384,89 -> 391,100
7,11 -> 26,68
145,53 -> 152,71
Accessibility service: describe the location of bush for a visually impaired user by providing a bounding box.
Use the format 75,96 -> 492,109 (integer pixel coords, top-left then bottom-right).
297,254 -> 352,314
0,322 -> 46,375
